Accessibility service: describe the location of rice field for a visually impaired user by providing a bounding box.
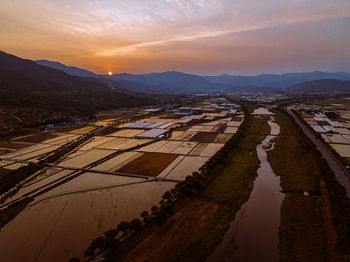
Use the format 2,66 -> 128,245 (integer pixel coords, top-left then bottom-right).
0,103 -> 244,262
170,131 -> 196,140
330,144 -> 350,157
188,143 -> 208,156
164,156 -> 209,180
116,152 -> 178,177
69,126 -> 97,135
224,127 -> 238,134
190,132 -> 218,142
200,143 -> 224,157
327,134 -> 349,144
59,149 -> 114,168
214,133 -> 233,143
108,129 -> 146,138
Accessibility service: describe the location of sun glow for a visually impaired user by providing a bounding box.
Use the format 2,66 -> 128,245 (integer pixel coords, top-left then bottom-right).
108,71 -> 112,76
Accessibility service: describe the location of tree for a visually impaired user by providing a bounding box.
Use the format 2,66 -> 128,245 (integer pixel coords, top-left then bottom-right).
130,218 -> 142,231
151,205 -> 158,214
117,221 -> 129,232
104,229 -> 118,239
84,246 -> 95,258
68,257 -> 80,262
162,191 -> 172,201
141,210 -> 151,224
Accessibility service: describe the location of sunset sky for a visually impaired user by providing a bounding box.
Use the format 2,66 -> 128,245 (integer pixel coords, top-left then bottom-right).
1,0 -> 350,75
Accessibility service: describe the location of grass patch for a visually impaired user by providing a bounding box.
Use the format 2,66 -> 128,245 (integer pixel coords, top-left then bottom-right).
268,112 -> 328,261
268,114 -> 321,194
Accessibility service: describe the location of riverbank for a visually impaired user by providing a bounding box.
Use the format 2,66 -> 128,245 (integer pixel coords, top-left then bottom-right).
267,111 -> 343,261
206,115 -> 284,262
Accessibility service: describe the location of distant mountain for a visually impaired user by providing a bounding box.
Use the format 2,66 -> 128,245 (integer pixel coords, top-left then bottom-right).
204,71 -> 350,88
110,71 -> 222,93
35,59 -> 97,77
0,51 -> 159,114
288,79 -> 350,93
33,58 -> 350,94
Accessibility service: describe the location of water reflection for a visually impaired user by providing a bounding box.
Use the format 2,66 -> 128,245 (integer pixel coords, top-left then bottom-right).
207,115 -> 284,262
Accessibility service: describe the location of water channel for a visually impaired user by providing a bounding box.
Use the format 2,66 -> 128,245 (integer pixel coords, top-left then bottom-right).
207,114 -> 285,262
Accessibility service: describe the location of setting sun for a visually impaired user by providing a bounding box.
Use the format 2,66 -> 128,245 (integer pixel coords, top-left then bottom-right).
108,71 -> 112,76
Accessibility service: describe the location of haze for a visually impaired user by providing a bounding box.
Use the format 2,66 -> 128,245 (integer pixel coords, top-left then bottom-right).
1,0 -> 350,75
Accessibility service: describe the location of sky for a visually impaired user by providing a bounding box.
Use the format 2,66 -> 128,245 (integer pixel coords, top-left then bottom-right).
1,0 -> 350,75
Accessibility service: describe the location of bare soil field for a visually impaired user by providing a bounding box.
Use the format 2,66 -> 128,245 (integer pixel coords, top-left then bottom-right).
0,141 -> 29,149
13,133 -> 58,143
116,152 -> 178,177
190,132 -> 218,143
214,133 -> 233,143
124,199 -> 220,262
189,143 -> 208,156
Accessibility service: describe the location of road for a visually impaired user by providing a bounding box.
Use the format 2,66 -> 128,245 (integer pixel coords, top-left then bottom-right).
286,108 -> 350,197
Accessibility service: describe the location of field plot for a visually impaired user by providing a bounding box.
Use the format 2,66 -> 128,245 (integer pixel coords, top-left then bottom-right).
94,137 -> 128,149
60,149 -> 114,168
201,120 -> 220,126
109,129 -> 145,138
200,143 -> 224,157
343,135 -> 350,143
0,144 -> 59,161
109,139 -> 152,150
335,128 -> 350,135
0,180 -> 174,262
224,127 -> 238,134
187,126 -> 203,132
189,143 -> 208,156
142,118 -> 179,124
158,155 -> 186,177
341,122 -> 350,128
327,134 -> 349,144
92,152 -> 142,171
170,131 -> 196,141
69,126 -> 96,135
137,140 -> 168,152
0,143 -> 54,159
79,136 -> 117,151
330,144 -> 350,157
165,156 -> 209,180
42,134 -> 79,145
214,133 -> 233,143
116,152 -> 178,177
171,142 -> 198,155
190,132 -> 218,142
321,134 -> 331,143
199,126 -> 216,132
156,141 -> 183,153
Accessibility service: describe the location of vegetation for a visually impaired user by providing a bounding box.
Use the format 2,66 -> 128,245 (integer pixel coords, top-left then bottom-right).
268,109 -> 350,261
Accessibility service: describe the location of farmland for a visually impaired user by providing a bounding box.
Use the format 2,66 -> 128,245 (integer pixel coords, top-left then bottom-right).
0,98 -> 244,262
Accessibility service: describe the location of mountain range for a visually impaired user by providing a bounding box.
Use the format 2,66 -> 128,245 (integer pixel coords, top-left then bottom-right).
35,59 -> 350,94
0,51 -> 167,115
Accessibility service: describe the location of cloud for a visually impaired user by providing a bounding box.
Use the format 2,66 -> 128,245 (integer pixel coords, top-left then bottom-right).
1,0 -> 350,74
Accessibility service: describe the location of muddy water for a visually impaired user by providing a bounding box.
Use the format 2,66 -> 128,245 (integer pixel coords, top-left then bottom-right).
207,116 -> 285,262
0,178 -> 174,262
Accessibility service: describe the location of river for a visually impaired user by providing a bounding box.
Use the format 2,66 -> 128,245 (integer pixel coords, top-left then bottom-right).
207,115 -> 285,262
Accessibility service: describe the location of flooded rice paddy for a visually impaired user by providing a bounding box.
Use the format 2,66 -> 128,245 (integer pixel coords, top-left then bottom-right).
0,107 -> 245,261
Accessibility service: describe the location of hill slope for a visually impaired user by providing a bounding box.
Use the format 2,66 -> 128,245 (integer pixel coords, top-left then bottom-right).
35,59 -> 97,77
288,79 -> 350,93
0,51 -> 158,114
